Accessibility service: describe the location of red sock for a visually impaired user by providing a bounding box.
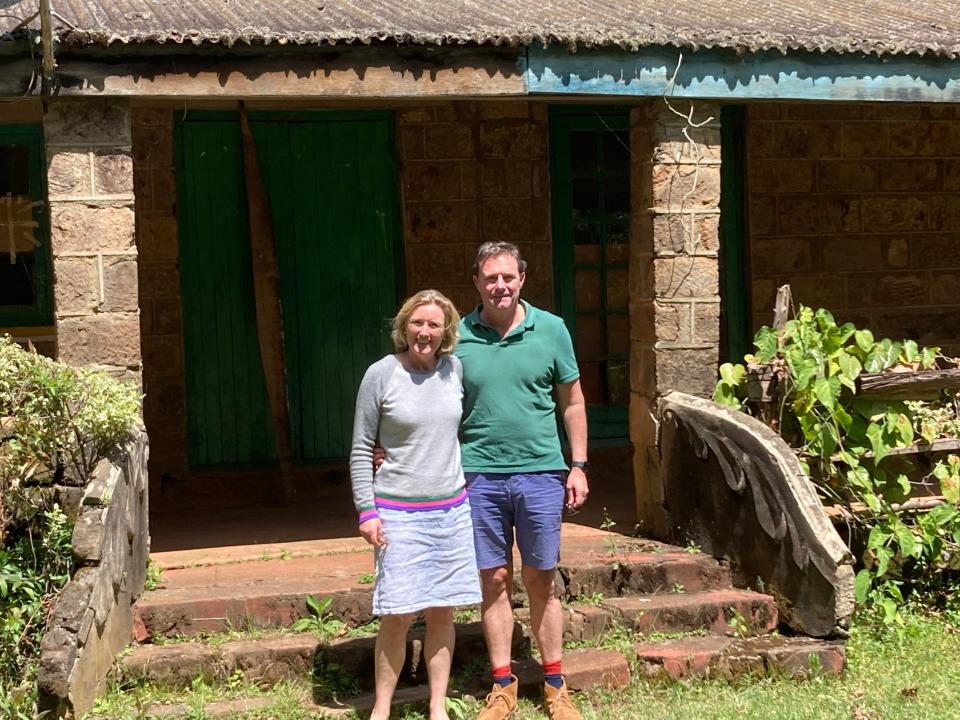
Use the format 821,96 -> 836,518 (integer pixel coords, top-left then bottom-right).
543,659 -> 563,688
492,664 -> 513,687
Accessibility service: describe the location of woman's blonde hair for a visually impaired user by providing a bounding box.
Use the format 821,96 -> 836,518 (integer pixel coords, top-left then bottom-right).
390,289 -> 461,357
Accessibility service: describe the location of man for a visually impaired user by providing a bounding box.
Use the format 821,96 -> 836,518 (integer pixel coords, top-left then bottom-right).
457,241 -> 589,720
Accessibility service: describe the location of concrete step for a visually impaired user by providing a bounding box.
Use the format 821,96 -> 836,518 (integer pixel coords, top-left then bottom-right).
601,589 -> 778,636
140,647 -> 631,719
133,539 -> 733,640
122,622 -> 517,692
633,634 -> 846,680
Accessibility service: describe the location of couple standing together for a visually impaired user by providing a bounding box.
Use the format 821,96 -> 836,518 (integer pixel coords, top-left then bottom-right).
349,241 -> 589,720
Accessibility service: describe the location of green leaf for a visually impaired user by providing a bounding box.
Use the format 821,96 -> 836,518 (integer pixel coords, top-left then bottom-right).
921,346 -> 939,369
713,384 -> 740,409
896,473 -> 912,496
855,329 -> 875,352
837,350 -> 862,384
753,327 -> 778,362
815,308 -> 836,330
926,502 -> 958,528
901,339 -> 919,364
719,362 -> 746,386
854,569 -> 872,605
896,414 -> 914,446
920,420 -> 938,445
814,376 -> 841,410
867,525 -> 887,551
865,422 -> 890,464
876,546 -> 893,577
895,524 -> 919,558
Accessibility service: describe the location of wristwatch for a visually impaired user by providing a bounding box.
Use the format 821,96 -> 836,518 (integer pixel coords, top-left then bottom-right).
571,460 -> 589,473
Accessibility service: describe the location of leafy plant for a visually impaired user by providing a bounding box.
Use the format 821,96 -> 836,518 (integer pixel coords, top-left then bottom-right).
0,335 -> 141,496
713,306 -> 960,616
292,595 -> 344,639
144,558 -> 163,591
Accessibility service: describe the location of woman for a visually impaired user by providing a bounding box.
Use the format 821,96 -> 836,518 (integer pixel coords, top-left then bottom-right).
350,289 -> 481,720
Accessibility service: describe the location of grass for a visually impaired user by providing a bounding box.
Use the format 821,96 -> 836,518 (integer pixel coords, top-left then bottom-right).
88,610 -> 960,720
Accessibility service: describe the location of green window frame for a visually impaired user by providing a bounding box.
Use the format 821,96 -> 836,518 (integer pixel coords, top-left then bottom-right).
0,124 -> 51,327
719,105 -> 750,362
549,106 -> 632,444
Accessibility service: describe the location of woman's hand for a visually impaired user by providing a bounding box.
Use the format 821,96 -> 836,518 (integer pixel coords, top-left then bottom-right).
359,517 -> 387,547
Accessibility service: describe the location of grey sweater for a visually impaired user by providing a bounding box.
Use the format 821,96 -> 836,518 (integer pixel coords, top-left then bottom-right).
349,354 -> 466,521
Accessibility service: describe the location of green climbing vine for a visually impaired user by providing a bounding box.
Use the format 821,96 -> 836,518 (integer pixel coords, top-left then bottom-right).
714,306 -> 960,620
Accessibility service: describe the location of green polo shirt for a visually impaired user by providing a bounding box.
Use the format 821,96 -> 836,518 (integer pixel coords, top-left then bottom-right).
456,301 -> 580,474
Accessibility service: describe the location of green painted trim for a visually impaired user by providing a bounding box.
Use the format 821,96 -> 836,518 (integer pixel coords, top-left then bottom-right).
527,46 -> 960,102
719,106 -> 750,362
0,124 -> 51,327
548,106 -> 631,443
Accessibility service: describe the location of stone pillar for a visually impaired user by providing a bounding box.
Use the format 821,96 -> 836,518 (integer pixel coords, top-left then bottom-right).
131,107 -> 188,495
630,102 -> 722,537
45,99 -> 140,381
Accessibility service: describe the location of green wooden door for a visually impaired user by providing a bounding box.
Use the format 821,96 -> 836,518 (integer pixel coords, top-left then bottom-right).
549,107 -> 631,444
177,112 -> 400,466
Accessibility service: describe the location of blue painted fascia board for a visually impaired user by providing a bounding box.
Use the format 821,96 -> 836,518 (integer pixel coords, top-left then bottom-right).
524,46 -> 960,102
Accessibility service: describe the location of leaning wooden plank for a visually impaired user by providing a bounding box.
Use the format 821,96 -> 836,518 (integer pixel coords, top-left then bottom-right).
856,368 -> 960,401
239,102 -> 295,501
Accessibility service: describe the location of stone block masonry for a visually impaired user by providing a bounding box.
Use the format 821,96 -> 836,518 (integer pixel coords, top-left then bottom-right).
396,101 -> 554,314
45,99 -> 140,380
37,432 -> 149,718
630,101 -> 723,536
748,103 -> 960,356
131,106 -> 188,493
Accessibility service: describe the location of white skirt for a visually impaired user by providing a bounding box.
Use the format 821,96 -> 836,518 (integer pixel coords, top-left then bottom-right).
372,501 -> 482,616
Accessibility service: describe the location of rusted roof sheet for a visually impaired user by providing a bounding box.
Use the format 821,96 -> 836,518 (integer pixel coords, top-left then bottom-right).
3,0 -> 960,58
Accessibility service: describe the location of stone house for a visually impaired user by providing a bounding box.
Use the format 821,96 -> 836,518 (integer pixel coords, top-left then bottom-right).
1,2 -> 959,535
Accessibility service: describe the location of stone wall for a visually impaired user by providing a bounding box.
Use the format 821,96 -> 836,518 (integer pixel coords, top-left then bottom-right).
630,102 -> 723,535
396,100 -> 553,313
748,103 -> 960,355
44,99 -> 140,380
37,431 -> 150,718
131,106 -> 187,491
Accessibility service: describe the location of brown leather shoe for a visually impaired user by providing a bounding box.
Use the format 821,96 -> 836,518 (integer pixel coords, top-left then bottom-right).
476,676 -> 518,720
543,680 -> 582,720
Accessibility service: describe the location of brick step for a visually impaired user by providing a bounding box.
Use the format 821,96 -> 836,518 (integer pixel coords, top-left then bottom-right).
140,647 -> 631,719
633,634 -> 846,680
134,549 -> 732,640
601,589 -> 778,636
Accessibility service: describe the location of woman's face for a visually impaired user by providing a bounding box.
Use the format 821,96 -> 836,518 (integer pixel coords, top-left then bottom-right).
406,303 -> 446,358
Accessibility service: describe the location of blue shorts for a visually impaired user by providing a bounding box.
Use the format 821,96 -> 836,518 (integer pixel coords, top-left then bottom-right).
465,472 -> 566,571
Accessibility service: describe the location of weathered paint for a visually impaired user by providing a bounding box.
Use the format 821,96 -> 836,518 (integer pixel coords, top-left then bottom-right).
524,47 -> 960,103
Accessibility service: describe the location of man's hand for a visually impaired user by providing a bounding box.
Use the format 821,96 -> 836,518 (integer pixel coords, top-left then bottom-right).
359,517 -> 387,547
372,445 -> 385,472
565,467 -> 589,509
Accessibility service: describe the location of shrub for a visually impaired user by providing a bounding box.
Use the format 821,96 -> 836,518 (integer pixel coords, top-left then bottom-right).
714,306 -> 960,618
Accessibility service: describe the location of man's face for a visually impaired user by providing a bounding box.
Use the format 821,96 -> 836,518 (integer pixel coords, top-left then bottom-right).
474,253 -> 525,313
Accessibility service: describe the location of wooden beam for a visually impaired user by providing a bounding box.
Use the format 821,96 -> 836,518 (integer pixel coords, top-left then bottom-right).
856,368 -> 960,400
526,46 -> 960,102
239,102 -> 295,502
0,48 -> 526,98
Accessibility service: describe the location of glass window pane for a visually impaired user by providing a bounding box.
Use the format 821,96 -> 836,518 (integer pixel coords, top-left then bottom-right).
571,131 -> 598,173
574,221 -> 600,246
607,361 -> 629,405
572,177 -> 600,216
607,315 -> 629,355
604,220 -> 629,246
603,177 -> 630,214
0,145 -> 30,196
578,360 -> 605,404
0,253 -> 36,305
602,131 -> 629,172
605,268 -> 629,310
606,240 -> 630,262
574,243 -> 601,264
575,269 -> 602,312
575,314 -> 604,358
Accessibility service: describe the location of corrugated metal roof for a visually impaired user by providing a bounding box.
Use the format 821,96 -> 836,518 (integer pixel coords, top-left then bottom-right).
3,1 -> 960,58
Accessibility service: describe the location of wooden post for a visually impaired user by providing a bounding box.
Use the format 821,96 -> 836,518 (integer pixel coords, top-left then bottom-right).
239,102 -> 296,502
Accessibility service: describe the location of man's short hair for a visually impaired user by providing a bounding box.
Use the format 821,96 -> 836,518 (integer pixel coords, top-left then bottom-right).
472,242 -> 528,277
390,289 -> 461,357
